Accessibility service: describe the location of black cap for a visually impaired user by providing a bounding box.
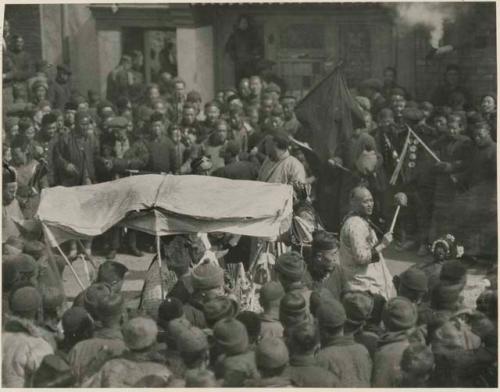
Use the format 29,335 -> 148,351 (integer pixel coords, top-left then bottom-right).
97,261 -> 129,284
158,297 -> 184,323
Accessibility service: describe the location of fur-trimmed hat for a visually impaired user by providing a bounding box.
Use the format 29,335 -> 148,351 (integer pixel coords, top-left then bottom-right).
275,251 -> 306,281
203,295 -> 239,327
343,291 -> 374,326
382,297 -> 417,331
259,281 -> 285,305
122,317 -> 158,351
317,297 -> 347,329
256,337 -> 289,369
399,268 -> 429,292
191,261 -> 224,291
178,326 -> 209,353
279,291 -> 307,326
213,317 -> 249,355
10,286 -> 41,317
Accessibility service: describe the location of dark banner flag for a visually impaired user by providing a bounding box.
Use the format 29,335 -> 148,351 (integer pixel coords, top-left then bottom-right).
294,64 -> 366,162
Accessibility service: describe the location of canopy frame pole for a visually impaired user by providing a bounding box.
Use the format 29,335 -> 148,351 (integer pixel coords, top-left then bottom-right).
80,254 -> 92,286
42,230 -> 65,294
54,243 -> 86,291
76,239 -> 98,270
156,235 -> 165,300
42,223 -> 86,291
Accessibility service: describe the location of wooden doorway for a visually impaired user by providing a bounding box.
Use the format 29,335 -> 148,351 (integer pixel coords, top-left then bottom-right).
122,28 -> 177,84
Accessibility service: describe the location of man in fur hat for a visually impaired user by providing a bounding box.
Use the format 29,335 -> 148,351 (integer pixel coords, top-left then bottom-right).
84,317 -> 173,387
183,261 -> 225,329
2,287 -> 54,387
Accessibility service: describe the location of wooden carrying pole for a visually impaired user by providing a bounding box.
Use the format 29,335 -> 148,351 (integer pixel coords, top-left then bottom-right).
389,206 -> 401,234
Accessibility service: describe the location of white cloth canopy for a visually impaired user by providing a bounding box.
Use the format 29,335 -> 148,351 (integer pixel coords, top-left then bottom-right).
36,174 -> 293,245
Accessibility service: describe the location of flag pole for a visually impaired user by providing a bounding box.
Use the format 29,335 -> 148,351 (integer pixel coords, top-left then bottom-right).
408,126 -> 441,163
389,129 -> 411,185
295,60 -> 344,105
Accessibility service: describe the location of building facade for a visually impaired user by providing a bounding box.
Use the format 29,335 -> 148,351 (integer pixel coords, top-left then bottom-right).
5,3 -> 496,104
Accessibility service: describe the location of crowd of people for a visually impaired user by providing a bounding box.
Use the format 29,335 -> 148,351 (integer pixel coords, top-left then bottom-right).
2,20 -> 498,388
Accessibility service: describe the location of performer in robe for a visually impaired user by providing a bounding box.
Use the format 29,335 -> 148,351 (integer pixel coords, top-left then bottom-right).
258,130 -> 306,186
254,130 -> 306,263
339,186 -> 396,300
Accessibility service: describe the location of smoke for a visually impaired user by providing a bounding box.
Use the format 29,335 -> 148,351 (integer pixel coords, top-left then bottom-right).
389,3 -> 468,48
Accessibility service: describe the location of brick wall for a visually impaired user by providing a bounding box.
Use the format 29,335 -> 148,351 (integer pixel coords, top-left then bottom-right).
5,4 -> 42,60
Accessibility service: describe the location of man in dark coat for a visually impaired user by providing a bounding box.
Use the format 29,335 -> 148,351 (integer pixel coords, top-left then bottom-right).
381,67 -> 409,102
342,290 -> 380,359
106,55 -> 133,104
225,15 -> 264,82
288,321 -> 338,387
213,317 -> 259,387
145,113 -> 177,174
183,262 -> 225,329
84,317 -> 172,387
258,281 -> 285,340
7,35 -> 33,85
275,252 -> 312,315
430,64 -> 472,110
53,112 -> 96,186
33,307 -> 92,387
372,296 -> 422,387
212,140 -> 259,180
49,65 -> 72,110
244,337 -> 292,387
316,298 -> 372,387
3,287 -> 54,387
